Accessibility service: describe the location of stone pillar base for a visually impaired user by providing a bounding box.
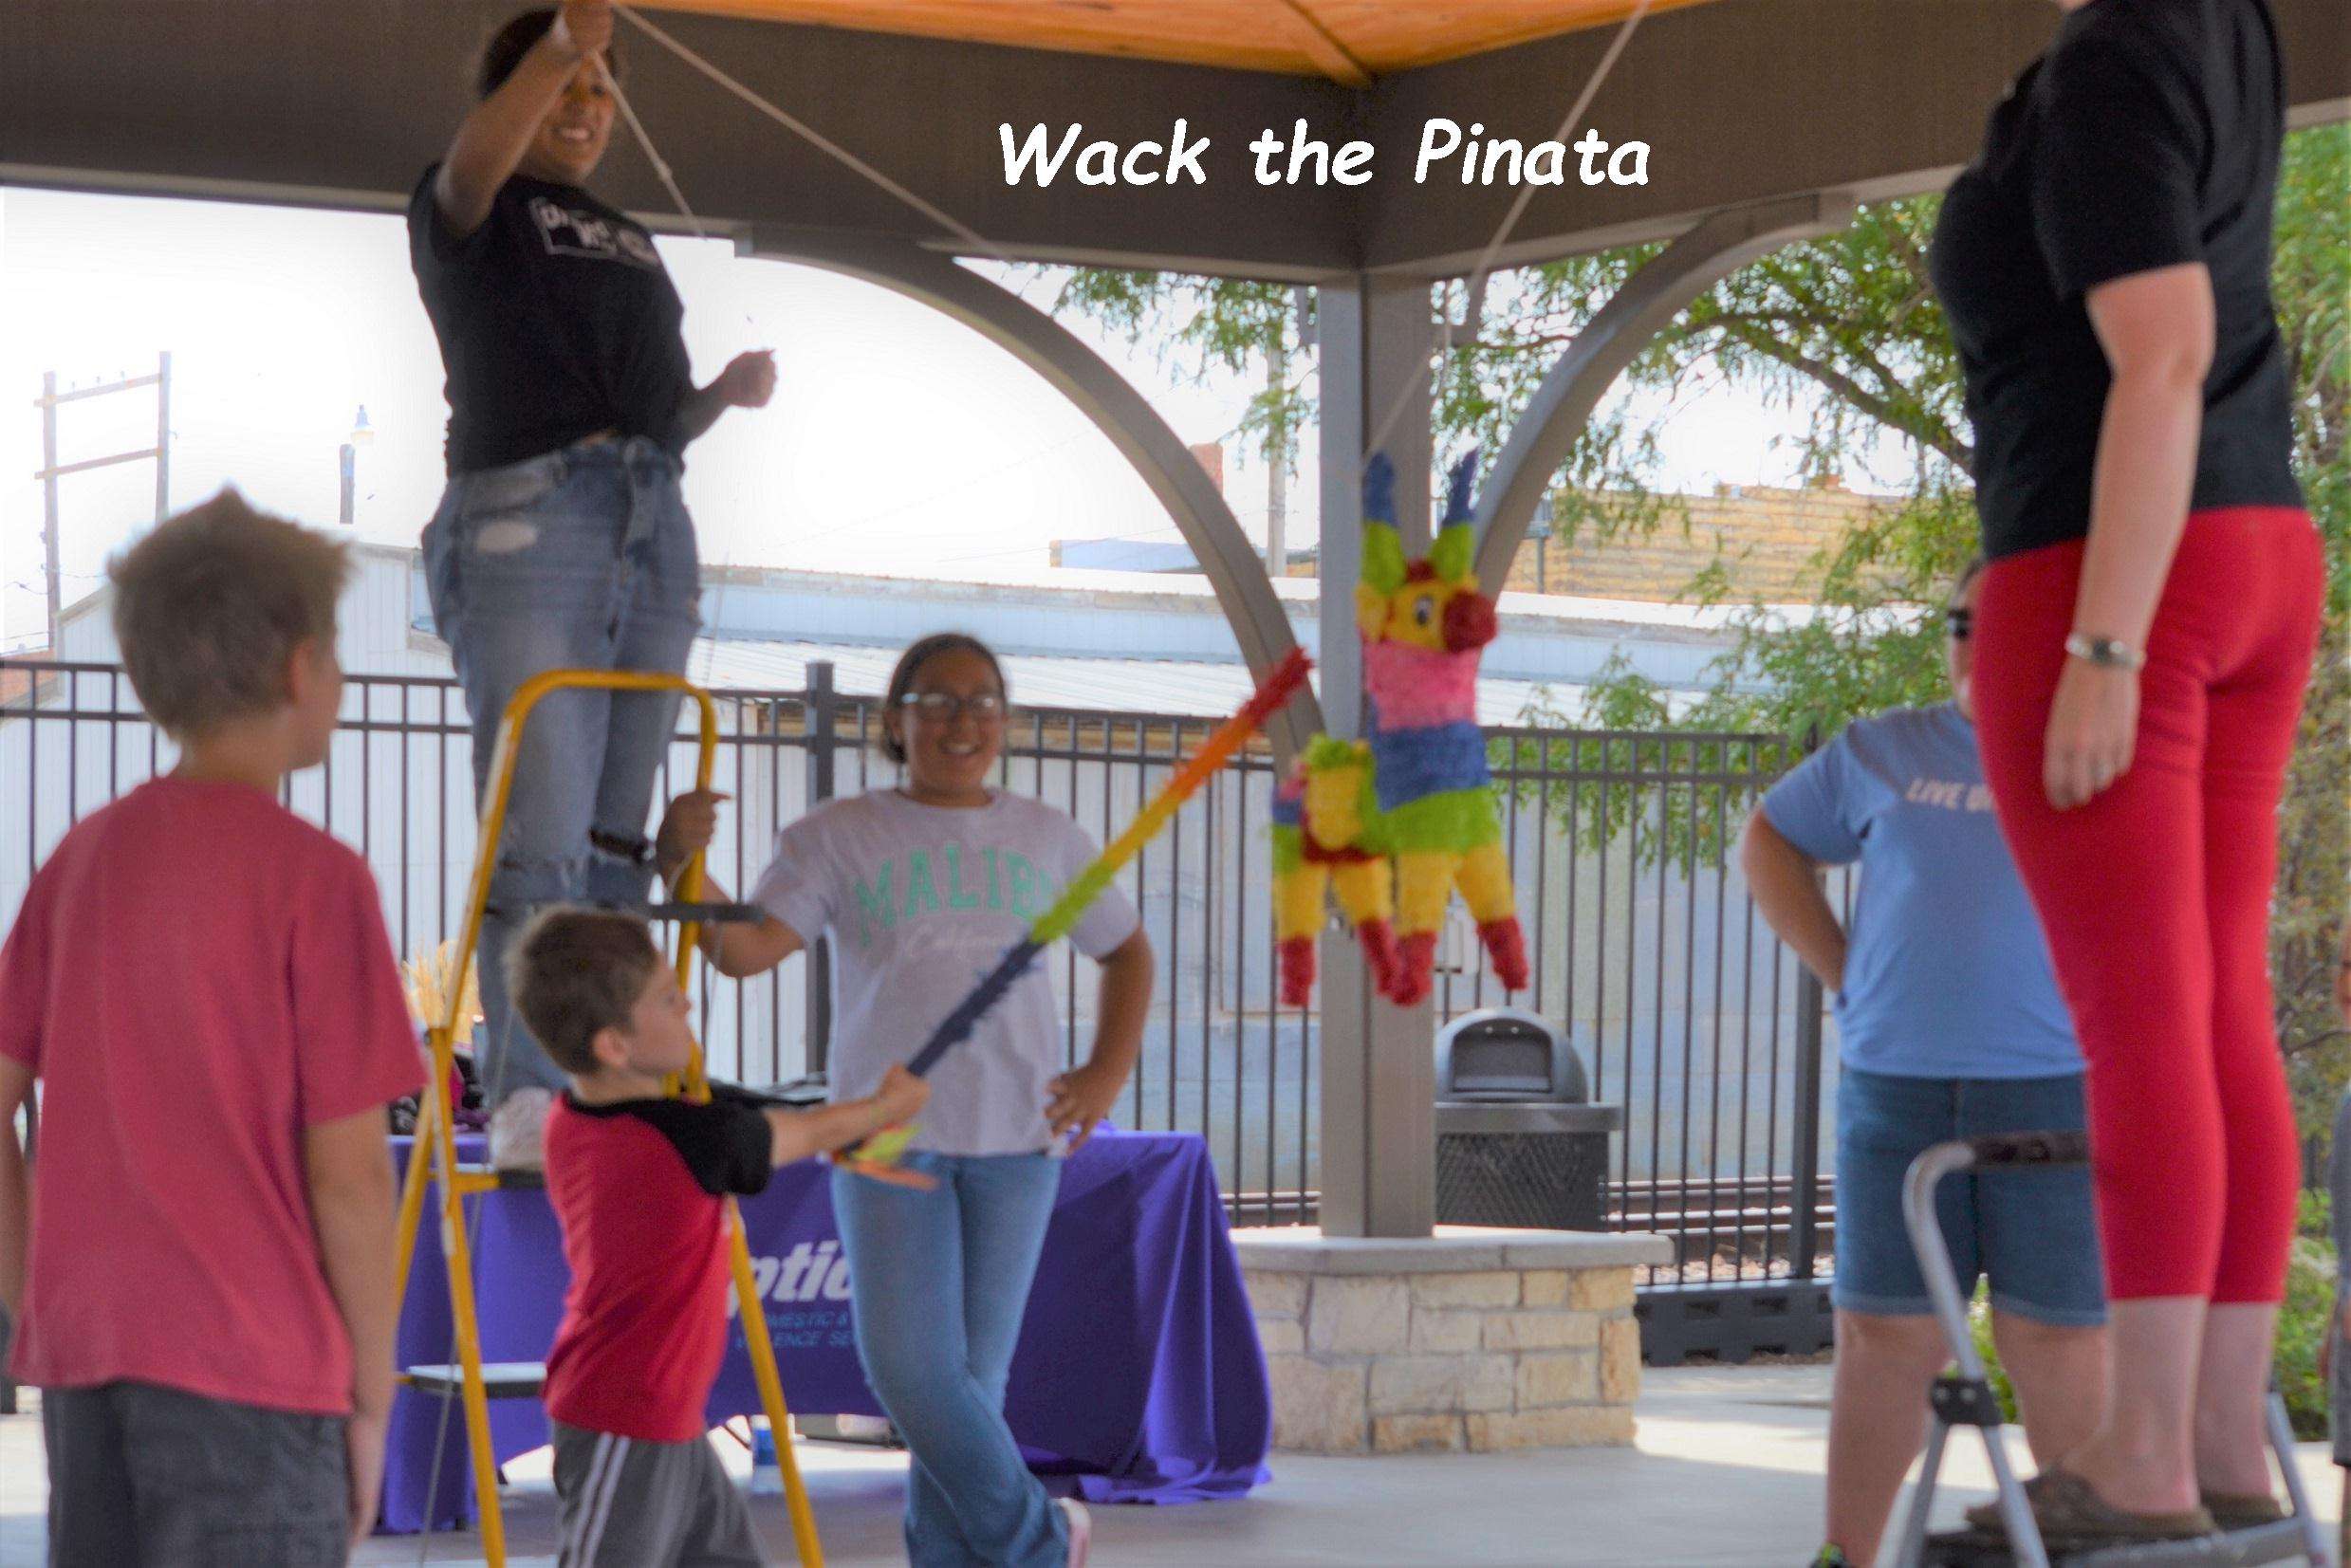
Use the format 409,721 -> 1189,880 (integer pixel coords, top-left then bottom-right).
1234,1227 -> 1673,1455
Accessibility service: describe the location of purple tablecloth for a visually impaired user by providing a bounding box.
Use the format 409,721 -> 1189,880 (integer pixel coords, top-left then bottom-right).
383,1129 -> 1271,1533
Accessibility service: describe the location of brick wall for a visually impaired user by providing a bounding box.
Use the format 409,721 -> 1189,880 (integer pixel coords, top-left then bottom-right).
1275,479 -> 1896,602
1509,481 -> 1892,602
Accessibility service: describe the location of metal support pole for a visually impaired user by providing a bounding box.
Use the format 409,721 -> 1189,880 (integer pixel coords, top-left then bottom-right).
802,661 -> 836,1076
154,350 -> 171,523
1315,271 -> 1436,1239
1789,965 -> 1826,1281
1789,719 -> 1826,1281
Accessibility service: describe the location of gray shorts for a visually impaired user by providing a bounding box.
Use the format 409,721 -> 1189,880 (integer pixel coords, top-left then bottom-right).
42,1381 -> 348,1568
550,1419 -> 765,1567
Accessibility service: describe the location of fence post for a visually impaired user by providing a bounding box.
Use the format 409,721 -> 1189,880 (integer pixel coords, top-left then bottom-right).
803,662 -> 836,1077
0,1100 -> 27,1412
1787,722 -> 1826,1282
1789,968 -> 1826,1281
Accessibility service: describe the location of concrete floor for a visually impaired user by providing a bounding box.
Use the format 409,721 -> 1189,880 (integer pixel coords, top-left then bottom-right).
1,1365 -> 2339,1567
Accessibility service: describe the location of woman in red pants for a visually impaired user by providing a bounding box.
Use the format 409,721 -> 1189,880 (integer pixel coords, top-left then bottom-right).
1927,0 -> 2317,1546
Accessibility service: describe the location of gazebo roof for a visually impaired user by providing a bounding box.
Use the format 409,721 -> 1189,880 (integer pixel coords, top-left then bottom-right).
4,1 -> 2343,278
639,0 -> 1705,83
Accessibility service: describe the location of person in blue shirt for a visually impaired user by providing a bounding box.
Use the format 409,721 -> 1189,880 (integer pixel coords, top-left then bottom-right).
1742,560 -> 2108,1568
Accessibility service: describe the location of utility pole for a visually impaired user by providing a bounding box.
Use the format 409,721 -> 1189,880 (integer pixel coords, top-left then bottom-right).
33,352 -> 172,651
1269,285 -> 1315,579
1266,335 -> 1288,579
1530,494 -> 1555,593
40,372 -> 58,649
340,404 -> 372,526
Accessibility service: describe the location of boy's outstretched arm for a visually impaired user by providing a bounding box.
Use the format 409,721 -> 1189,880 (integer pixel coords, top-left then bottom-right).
304,1108 -> 400,1546
766,1064 -> 929,1168
0,1056 -> 30,1322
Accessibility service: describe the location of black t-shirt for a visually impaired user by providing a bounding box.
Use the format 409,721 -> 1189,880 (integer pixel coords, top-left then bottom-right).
408,166 -> 694,474
559,1081 -> 775,1197
1927,0 -> 2302,561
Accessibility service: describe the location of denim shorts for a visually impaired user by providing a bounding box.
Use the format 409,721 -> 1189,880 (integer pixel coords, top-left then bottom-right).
1833,1065 -> 2106,1325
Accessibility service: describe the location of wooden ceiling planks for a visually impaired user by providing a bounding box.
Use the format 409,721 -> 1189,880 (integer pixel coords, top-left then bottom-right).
632,0 -> 1721,81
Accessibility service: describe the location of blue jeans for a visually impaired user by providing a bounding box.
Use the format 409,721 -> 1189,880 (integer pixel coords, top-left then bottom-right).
1834,1066 -> 2107,1326
832,1153 -> 1070,1568
421,436 -> 700,1100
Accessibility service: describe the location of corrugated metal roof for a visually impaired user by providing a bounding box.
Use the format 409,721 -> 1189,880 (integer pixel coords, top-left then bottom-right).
713,554 -> 1813,636
691,637 -> 1599,728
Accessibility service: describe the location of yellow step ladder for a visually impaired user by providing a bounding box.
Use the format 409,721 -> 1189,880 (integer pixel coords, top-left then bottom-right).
389,669 -> 824,1567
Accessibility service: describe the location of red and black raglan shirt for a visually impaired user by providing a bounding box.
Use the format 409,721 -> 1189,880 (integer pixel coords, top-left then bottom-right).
541,1084 -> 774,1443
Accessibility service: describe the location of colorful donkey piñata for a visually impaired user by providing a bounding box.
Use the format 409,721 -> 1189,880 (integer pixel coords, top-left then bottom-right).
1274,452 -> 1529,1008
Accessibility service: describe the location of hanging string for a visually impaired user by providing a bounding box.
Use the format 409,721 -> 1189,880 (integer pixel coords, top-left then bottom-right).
613,3 -> 999,260
1358,0 -> 1655,474
597,50 -> 708,241
610,0 -> 1655,493
590,46 -> 737,692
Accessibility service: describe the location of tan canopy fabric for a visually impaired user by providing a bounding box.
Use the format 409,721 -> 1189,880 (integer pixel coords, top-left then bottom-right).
639,0 -> 1717,83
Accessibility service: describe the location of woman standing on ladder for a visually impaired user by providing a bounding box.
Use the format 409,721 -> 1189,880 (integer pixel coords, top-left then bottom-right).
409,0 -> 776,1167
1928,0 -> 2316,1547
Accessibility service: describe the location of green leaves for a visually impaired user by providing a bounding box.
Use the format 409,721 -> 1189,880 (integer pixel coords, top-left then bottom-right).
1046,125 -> 2348,1127
1045,268 -> 1312,471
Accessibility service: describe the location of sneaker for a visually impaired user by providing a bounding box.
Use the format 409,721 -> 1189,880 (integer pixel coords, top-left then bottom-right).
1056,1498 -> 1092,1568
2202,1489 -> 2286,1530
488,1086 -> 555,1171
1808,1548 -> 1853,1568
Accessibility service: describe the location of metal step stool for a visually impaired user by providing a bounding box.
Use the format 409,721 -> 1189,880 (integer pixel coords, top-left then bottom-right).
1891,1131 -> 2332,1568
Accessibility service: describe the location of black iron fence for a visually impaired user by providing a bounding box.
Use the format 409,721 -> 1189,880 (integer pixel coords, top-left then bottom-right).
0,657 -> 1838,1357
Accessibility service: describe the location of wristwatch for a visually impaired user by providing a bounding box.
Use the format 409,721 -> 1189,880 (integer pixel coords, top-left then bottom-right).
2064,633 -> 2145,672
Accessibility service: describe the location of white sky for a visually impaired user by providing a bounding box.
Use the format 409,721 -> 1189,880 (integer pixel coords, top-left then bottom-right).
0,184 -> 1886,652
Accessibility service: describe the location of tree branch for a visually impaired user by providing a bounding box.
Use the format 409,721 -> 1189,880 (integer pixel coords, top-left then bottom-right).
1707,319 -> 1974,470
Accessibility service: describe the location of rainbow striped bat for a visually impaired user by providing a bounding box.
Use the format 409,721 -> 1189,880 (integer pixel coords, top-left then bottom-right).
842,647 -> 1314,1170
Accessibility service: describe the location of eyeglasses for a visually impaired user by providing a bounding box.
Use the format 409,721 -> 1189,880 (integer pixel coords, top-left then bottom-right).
897,691 -> 1008,722
1944,607 -> 1974,641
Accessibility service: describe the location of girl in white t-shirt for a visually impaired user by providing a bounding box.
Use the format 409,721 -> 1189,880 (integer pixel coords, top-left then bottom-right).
663,633 -> 1151,1568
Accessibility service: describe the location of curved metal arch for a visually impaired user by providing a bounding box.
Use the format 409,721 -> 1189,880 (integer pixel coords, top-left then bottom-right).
1471,193 -> 1859,597
738,228 -> 1320,759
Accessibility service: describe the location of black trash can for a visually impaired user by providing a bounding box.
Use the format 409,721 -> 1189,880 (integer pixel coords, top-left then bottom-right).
1434,1007 -> 1620,1232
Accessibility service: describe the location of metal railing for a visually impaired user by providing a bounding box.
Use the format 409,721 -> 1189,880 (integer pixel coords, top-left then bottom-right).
0,657 -> 1836,1352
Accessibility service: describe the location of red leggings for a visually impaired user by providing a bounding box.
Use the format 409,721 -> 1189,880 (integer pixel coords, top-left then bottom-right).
1972,507 -> 2323,1303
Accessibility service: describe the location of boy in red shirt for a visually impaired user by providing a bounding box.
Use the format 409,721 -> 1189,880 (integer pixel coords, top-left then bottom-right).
0,493 -> 426,1564
507,909 -> 927,1566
